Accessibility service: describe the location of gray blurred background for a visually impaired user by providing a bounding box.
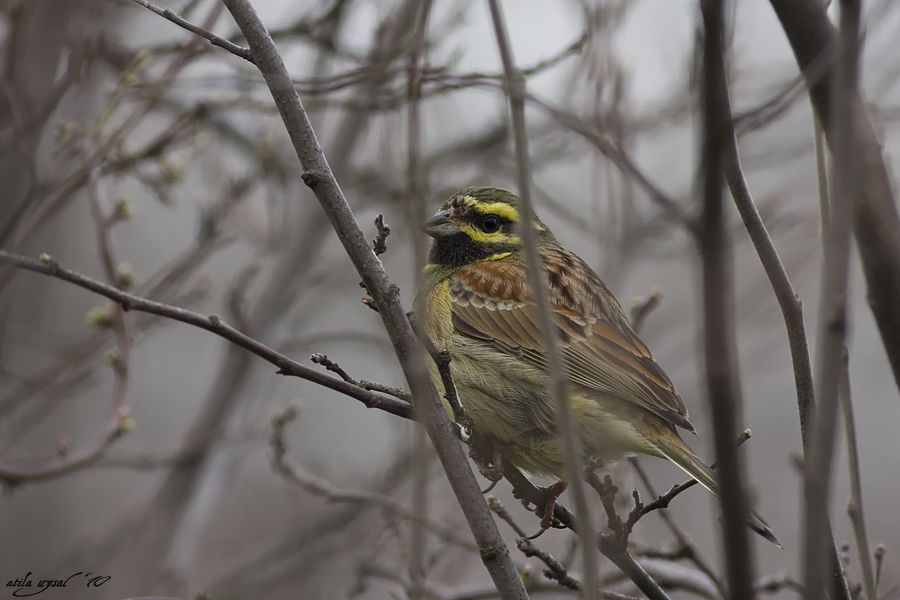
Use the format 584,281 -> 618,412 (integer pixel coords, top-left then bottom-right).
1,0 -> 898,598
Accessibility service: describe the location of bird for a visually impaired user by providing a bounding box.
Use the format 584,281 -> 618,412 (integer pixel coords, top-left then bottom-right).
417,185 -> 778,545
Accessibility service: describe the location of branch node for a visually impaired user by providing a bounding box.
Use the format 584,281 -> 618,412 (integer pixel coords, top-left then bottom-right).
309,353 -> 352,383
372,214 -> 391,256
117,411 -> 137,435
38,252 -> 57,269
301,170 -> 323,188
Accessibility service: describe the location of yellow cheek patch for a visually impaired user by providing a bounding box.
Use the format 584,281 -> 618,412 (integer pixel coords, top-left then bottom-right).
462,197 -> 520,222
458,223 -> 519,244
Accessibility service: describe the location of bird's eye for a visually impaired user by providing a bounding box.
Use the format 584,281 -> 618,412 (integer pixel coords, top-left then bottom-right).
481,215 -> 501,233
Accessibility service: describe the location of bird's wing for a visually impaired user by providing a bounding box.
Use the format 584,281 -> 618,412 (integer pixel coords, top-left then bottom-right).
448,246 -> 694,433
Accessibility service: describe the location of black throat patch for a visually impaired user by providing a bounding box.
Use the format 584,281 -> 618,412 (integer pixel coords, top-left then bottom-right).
428,233 -> 515,267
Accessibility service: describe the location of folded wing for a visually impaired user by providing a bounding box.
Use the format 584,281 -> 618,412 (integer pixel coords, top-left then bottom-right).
448,247 -> 694,433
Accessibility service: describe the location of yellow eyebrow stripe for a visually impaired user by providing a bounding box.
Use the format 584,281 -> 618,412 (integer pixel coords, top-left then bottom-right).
461,196 -> 520,222
458,223 -> 519,244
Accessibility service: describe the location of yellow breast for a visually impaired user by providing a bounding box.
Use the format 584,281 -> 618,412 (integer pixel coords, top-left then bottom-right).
421,278 -> 455,352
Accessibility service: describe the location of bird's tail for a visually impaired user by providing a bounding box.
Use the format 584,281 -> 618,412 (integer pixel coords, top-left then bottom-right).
655,436 -> 781,547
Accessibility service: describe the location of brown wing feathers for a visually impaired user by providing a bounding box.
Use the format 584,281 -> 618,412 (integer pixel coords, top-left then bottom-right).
448,246 -> 695,433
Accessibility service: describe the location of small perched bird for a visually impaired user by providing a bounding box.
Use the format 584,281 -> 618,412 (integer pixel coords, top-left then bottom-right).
418,186 -> 777,545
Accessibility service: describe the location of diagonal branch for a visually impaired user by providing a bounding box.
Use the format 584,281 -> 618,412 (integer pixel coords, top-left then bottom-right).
126,0 -> 254,62
219,1 -> 528,597
0,250 -> 413,421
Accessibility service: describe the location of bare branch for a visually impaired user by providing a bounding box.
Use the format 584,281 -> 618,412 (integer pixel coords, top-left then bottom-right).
372,214 -> 391,257
768,0 -> 900,392
636,429 -> 752,520
515,538 -> 581,593
628,289 -> 662,334
501,462 -> 672,600
0,250 -> 413,420
0,172 -> 136,485
126,0 -> 254,62
269,405 -> 476,552
874,544 -> 887,594
840,352 -> 877,600
698,1 -> 755,595
804,1 -> 860,596
723,91 -> 816,452
720,20 -> 851,598
627,457 -> 724,595
430,349 -> 471,435
406,6 -> 434,592
485,3 -> 600,599
219,1 -> 528,596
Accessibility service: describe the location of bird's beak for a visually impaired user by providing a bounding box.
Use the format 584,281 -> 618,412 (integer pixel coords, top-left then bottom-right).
423,210 -> 459,238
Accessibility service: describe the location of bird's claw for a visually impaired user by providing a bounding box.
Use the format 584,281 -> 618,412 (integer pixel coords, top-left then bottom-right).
476,453 -> 504,484
522,480 -> 568,531
481,479 -> 500,494
525,525 -> 550,540
470,439 -> 503,492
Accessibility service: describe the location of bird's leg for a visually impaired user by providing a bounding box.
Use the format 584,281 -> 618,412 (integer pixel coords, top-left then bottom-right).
523,480 -> 567,537
478,448 -> 504,494
539,480 -> 568,529
468,432 -> 504,493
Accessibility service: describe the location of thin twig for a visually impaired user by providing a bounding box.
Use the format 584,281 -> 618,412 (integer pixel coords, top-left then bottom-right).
372,214 -> 391,257
636,429 -> 752,520
486,496 -> 529,539
840,351 -> 877,600
698,1 -> 755,596
126,0 -> 254,62
722,3 -> 849,593
585,472 -> 642,547
0,250 -> 413,420
0,173 -> 135,485
805,0 -> 860,596
404,7 -> 432,592
723,82 -> 816,454
629,289 -> 662,333
491,493 -> 587,593
724,69 -> 854,594
486,3 -> 600,599
309,352 -> 353,382
516,537 -> 581,592
813,113 -> 830,243
874,544 -> 887,593
430,350 -> 471,433
627,458 -> 724,594
502,461 -> 672,600
269,405 -> 476,552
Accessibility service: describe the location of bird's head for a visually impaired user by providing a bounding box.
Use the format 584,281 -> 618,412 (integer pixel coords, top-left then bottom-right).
423,187 -> 552,268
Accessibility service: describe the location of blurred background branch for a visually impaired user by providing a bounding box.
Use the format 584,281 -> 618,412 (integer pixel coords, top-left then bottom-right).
1,0 -> 898,598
